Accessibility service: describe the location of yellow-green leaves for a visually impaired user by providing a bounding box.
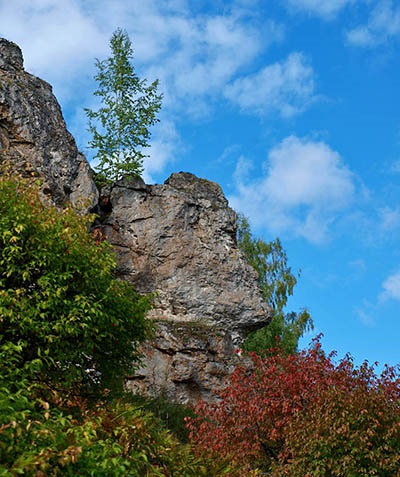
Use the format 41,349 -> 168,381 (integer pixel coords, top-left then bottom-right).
0,175 -> 151,397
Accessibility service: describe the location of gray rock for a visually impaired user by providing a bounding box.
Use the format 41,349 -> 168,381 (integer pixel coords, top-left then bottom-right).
100,172 -> 271,342
126,321 -> 244,403
0,38 -> 97,209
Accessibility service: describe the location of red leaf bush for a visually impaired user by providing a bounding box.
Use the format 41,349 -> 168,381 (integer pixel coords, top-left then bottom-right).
187,337 -> 400,475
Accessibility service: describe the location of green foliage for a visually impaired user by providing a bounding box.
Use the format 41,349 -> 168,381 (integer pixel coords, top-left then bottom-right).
85,28 -> 162,183
0,387 -> 235,476
187,339 -> 400,475
0,174 -> 151,397
0,174 -> 238,475
245,309 -> 312,356
237,214 -> 313,355
129,393 -> 197,443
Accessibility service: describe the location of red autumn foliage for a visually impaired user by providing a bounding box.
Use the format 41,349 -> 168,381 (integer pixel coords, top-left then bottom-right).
186,336 -> 400,475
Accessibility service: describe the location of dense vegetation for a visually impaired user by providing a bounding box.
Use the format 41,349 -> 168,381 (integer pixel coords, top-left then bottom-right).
2,28 -> 400,472
0,173 -> 234,475
187,337 -> 400,475
237,214 -> 313,355
2,173 -> 400,475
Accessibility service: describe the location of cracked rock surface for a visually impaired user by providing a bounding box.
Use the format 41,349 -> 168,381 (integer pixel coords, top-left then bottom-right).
101,172 -> 271,342
0,38 -> 97,209
101,173 -> 272,403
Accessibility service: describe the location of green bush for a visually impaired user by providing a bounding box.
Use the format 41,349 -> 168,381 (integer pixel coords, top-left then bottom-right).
0,174 -> 151,397
129,393 -> 197,443
0,173 -> 238,475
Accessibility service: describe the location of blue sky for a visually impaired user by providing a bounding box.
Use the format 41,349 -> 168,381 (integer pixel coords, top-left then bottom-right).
1,0 -> 400,368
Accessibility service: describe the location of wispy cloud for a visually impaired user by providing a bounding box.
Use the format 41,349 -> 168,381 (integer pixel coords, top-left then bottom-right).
355,299 -> 377,327
0,0 -> 288,177
377,206 -> 400,232
283,0 -> 356,19
380,272 -> 400,302
229,136 -> 356,243
347,0 -> 400,47
143,117 -> 182,184
224,52 -> 316,117
0,0 -> 106,86
356,268 -> 400,326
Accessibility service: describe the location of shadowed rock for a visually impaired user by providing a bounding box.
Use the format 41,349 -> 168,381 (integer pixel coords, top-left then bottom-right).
0,38 -> 97,209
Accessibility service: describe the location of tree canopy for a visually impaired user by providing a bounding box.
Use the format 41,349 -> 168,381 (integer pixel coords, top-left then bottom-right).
86,28 -> 162,183
187,338 -> 400,475
237,215 -> 313,355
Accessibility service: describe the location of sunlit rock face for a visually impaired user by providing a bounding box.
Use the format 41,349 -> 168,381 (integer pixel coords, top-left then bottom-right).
99,173 -> 271,403
100,172 -> 271,342
0,38 -> 97,209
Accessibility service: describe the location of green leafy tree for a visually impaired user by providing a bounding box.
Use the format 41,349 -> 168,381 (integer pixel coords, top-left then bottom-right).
237,215 -> 313,355
0,174 -> 241,475
0,173 -> 151,397
85,28 -> 162,183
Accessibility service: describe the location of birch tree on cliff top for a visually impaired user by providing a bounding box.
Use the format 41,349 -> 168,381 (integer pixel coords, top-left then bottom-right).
86,28 -> 162,183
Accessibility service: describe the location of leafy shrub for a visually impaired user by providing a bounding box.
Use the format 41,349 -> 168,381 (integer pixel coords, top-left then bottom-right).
0,174 -> 151,397
0,174 -> 239,475
129,393 -> 197,443
187,337 -> 400,475
0,387 -> 238,476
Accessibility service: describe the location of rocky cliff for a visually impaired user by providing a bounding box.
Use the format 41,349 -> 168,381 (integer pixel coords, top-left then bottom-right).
98,174 -> 271,401
0,38 -> 271,403
0,38 -> 97,209
98,173 -> 269,340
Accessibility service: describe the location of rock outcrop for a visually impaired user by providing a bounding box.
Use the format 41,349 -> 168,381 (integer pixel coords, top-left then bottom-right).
127,321 -> 242,403
1,38 -> 272,403
99,173 -> 270,341
100,174 -> 271,402
0,38 -> 97,209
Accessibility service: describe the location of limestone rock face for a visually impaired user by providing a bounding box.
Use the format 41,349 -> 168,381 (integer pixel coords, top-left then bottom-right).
126,321 -> 241,403
100,172 -> 271,342
0,38 -> 97,209
102,173 -> 271,403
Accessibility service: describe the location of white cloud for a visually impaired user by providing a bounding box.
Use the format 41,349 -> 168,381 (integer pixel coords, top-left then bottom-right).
224,53 -> 315,117
378,206 -> 400,232
143,117 -> 182,184
0,0 -> 106,85
347,0 -> 400,47
283,0 -> 356,19
0,0 -> 285,108
0,0 -> 286,177
380,272 -> 400,301
229,136 -> 356,243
